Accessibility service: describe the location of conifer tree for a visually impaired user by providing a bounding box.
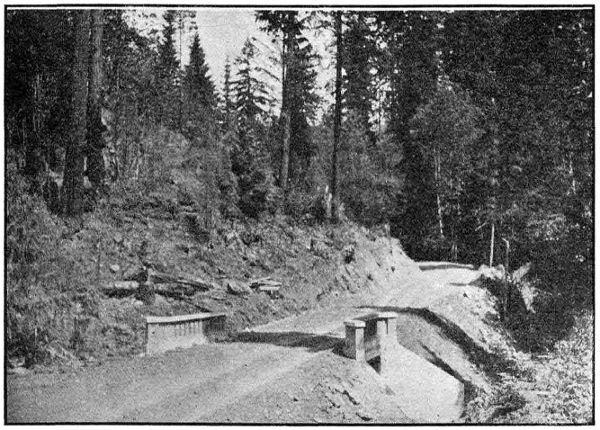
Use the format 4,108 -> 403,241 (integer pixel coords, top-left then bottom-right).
343,12 -> 376,143
156,10 -> 180,127
229,38 -> 278,218
63,10 -> 90,216
373,11 -> 442,258
86,9 -> 105,192
184,33 -> 216,131
222,57 -> 235,122
231,38 -> 271,122
257,11 -> 320,188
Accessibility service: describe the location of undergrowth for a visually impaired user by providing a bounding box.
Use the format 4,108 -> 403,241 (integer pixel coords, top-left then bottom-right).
462,307 -> 592,424
6,165 -> 99,365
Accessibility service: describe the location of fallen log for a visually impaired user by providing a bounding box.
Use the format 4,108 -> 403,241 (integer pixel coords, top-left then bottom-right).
154,283 -> 196,296
125,263 -> 220,290
248,277 -> 282,289
102,281 -> 215,305
147,268 -> 219,291
100,280 -> 154,304
101,267 -> 220,300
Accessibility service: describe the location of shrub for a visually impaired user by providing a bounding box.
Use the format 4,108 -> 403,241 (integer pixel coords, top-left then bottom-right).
284,187 -> 320,221
526,212 -> 593,309
238,164 -> 280,218
6,166 -> 98,365
110,126 -> 241,225
229,123 -> 280,218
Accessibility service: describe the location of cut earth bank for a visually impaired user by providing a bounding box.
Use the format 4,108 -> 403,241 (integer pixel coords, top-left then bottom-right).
7,229 -> 533,423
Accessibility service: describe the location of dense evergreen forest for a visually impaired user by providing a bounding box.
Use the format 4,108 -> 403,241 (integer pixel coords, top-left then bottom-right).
5,8 -> 593,365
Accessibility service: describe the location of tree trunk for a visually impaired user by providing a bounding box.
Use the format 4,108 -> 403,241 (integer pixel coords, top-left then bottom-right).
331,11 -> 343,222
86,9 -> 105,192
25,74 -> 44,191
434,151 -> 444,238
503,238 -> 510,274
489,221 -> 495,267
436,192 -> 444,237
63,10 -> 90,216
568,150 -> 576,194
279,112 -> 291,193
279,32 -> 291,197
451,225 -> 458,262
178,21 -> 183,132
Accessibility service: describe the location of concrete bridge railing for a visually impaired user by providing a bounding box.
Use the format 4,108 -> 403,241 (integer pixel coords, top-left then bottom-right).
343,312 -> 397,373
145,312 -> 226,355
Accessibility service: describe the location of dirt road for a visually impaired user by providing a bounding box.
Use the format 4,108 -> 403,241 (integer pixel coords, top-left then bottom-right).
7,262 -> 482,423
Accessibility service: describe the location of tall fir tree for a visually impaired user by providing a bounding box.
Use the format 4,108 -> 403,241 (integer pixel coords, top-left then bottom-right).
156,9 -> 180,127
63,10 -> 90,216
229,38 -> 278,218
373,11 -> 442,257
86,9 -> 105,193
257,11 -> 320,188
102,9 -> 160,179
222,56 -> 235,123
232,38 -> 271,123
343,12 -> 377,143
183,33 -> 216,135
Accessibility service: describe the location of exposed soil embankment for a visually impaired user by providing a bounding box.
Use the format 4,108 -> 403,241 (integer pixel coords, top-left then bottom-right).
44,208 -> 419,362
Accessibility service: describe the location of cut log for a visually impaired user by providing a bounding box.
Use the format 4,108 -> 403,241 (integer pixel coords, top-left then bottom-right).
102,277 -> 218,298
154,283 -> 196,297
147,268 -> 219,291
102,265 -> 219,301
248,277 -> 282,289
102,281 -> 192,297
